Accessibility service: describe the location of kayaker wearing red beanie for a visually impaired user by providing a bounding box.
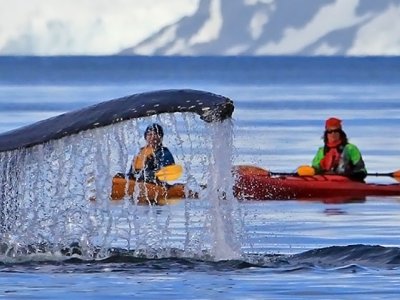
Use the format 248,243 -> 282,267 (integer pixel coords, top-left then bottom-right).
312,117 -> 367,181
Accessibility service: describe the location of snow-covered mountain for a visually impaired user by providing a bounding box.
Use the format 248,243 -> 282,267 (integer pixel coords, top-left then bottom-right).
120,0 -> 400,56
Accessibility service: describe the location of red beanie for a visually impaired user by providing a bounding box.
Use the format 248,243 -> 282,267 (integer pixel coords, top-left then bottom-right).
325,117 -> 342,128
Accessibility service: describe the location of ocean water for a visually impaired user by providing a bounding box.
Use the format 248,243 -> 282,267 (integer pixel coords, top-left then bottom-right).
1,56 -> 400,299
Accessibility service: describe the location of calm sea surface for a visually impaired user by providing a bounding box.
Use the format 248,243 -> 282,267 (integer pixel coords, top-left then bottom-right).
1,56 -> 400,299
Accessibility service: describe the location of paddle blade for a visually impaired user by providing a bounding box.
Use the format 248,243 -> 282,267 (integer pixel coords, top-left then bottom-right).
155,164 -> 183,181
297,165 -> 315,176
392,170 -> 400,182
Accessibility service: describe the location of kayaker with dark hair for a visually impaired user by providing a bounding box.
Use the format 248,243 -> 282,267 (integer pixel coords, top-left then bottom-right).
128,123 -> 175,183
312,117 -> 367,182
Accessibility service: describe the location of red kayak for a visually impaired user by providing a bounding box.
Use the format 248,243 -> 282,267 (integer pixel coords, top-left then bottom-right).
233,165 -> 400,203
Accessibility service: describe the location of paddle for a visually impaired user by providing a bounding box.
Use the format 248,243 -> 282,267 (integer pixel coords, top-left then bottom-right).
290,167 -> 400,180
114,164 -> 183,181
233,165 -> 315,177
235,165 -> 400,181
155,164 -> 184,181
367,170 -> 400,181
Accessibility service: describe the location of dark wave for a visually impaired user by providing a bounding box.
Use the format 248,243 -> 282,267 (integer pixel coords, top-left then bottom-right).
289,244 -> 400,267
1,244 -> 399,274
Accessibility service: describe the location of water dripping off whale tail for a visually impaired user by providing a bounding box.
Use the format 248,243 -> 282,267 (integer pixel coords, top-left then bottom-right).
0,89 -> 238,262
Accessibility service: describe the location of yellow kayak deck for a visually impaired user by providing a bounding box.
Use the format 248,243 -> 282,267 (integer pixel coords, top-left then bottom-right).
110,175 -> 197,205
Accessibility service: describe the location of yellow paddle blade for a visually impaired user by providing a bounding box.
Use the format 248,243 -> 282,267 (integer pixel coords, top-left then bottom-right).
155,164 -> 183,181
297,165 -> 315,176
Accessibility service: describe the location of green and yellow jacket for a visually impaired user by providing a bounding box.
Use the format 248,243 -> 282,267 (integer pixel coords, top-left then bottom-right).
312,143 -> 367,181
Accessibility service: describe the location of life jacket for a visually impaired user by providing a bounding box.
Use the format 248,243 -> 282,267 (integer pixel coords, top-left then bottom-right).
320,141 -> 345,172
321,141 -> 366,177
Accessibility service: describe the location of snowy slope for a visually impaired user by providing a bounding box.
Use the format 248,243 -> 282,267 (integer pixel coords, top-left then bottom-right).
120,0 -> 400,56
0,0 -> 198,55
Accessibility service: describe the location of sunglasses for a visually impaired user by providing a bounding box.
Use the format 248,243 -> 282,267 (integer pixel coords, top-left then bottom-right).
326,129 -> 341,134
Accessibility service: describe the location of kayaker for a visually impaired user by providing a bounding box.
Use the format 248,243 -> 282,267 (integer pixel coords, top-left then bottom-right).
312,117 -> 367,181
128,123 -> 175,184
